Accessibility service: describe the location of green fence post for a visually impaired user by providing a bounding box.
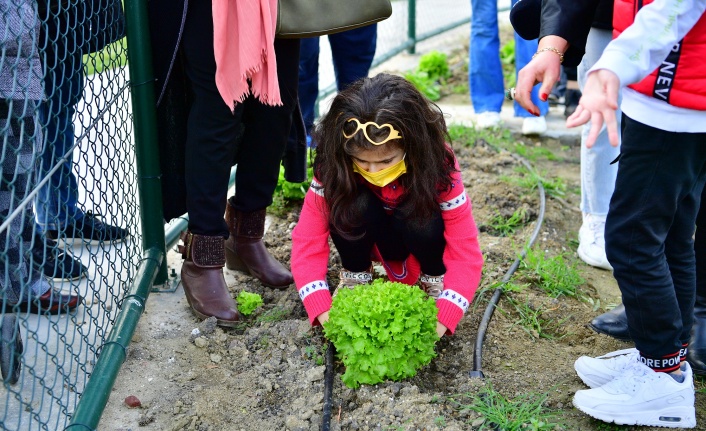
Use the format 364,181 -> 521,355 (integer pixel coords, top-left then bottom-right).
407,0 -> 417,54
124,0 -> 168,284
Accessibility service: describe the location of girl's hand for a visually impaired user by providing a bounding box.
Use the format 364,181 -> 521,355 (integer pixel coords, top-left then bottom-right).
565,69 -> 620,148
317,311 -> 330,326
436,321 -> 447,338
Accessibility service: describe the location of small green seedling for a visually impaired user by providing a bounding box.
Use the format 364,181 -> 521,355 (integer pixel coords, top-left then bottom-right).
236,291 -> 264,316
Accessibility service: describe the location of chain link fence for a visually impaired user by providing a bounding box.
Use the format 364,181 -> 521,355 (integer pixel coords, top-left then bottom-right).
0,0 -> 475,428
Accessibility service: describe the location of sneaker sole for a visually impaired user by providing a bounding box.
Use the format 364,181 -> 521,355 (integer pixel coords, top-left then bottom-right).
574,367 -> 613,389
577,246 -> 613,271
51,272 -> 88,282
53,237 -> 126,248
572,398 -> 696,428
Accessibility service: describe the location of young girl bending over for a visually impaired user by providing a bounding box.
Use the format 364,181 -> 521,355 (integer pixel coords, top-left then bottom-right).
292,74 -> 483,338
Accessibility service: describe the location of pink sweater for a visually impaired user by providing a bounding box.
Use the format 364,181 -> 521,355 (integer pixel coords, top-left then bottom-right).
291,156 -> 484,334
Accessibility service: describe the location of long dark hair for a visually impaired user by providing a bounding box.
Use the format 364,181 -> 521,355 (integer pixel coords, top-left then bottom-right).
312,73 -> 456,237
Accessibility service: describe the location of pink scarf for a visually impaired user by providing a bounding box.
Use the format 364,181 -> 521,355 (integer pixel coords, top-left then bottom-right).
212,0 -> 282,110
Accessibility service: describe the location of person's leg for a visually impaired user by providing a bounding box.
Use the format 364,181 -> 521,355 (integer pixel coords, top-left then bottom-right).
469,0 -> 503,114
328,25 -> 377,92
297,37 -> 320,135
687,184 -> 706,374
226,38 -> 300,289
35,55 -> 84,233
177,0 -> 242,326
605,115 -> 706,364
577,28 -> 621,270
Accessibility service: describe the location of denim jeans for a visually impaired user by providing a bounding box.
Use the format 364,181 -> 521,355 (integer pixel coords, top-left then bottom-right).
35,53 -> 85,232
298,25 -> 377,134
469,0 -> 548,117
578,28 -> 621,216
605,115 -> 706,359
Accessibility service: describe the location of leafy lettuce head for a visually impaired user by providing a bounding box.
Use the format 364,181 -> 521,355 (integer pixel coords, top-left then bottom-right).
324,279 -> 438,388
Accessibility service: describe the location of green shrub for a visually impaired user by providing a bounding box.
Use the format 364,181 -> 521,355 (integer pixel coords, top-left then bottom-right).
417,51 -> 450,81
236,291 -> 264,316
323,279 -> 438,388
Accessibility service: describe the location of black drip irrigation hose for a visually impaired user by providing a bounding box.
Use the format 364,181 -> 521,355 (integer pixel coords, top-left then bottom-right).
319,153 -> 548,430
321,342 -> 336,431
470,155 -> 547,378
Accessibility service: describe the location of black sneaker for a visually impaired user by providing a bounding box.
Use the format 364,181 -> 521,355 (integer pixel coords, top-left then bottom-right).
32,238 -> 88,281
45,211 -> 129,247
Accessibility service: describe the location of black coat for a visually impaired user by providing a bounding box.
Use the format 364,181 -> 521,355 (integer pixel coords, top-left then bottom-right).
511,0 -> 613,67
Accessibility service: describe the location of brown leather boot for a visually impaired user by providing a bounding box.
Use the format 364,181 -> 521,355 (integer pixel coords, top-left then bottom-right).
224,199 -> 293,289
179,230 -> 240,327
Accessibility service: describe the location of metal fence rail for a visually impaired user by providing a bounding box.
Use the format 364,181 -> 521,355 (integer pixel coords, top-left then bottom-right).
0,0 -> 477,428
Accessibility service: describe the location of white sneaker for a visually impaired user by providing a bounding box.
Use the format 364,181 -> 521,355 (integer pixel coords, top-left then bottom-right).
521,116 -> 547,135
573,358 -> 696,428
577,213 -> 613,270
574,348 -> 639,388
474,111 -> 501,129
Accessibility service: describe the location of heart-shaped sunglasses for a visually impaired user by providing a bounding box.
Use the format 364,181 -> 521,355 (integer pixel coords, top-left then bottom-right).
342,118 -> 402,145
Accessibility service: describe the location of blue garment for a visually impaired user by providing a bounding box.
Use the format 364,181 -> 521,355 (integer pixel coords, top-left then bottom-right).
469,0 -> 548,117
298,25 -> 377,134
578,28 -> 620,216
35,53 -> 85,231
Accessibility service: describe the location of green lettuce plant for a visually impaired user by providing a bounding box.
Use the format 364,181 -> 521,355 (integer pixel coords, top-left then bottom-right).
323,279 -> 438,388
236,291 -> 264,316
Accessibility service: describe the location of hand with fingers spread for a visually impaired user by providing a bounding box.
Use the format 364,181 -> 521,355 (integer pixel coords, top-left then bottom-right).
565,69 -> 620,148
514,36 -> 568,115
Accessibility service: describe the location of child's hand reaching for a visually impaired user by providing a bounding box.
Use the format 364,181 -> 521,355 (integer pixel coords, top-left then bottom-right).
317,311 -> 330,327
436,321 -> 447,338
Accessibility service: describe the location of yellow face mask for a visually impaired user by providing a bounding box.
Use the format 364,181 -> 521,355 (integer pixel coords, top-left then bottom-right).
352,156 -> 407,188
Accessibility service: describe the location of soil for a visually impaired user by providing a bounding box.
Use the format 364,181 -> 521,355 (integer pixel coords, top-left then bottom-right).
99,46 -> 705,431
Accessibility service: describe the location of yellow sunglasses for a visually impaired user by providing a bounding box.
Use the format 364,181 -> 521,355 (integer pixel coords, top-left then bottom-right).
342,118 -> 402,145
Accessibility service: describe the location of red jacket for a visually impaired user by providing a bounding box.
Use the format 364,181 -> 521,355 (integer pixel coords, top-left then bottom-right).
291,156 -> 483,334
613,0 -> 706,110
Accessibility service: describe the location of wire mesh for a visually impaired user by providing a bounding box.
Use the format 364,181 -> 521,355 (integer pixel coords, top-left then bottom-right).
1,0 -> 483,428
0,0 -> 137,429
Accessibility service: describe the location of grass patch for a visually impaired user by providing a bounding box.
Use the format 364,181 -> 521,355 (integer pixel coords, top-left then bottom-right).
448,124 -> 514,148
482,208 -> 528,237
503,296 -> 569,340
448,383 -> 561,431
500,166 -> 567,199
520,247 -> 584,298
255,307 -> 289,324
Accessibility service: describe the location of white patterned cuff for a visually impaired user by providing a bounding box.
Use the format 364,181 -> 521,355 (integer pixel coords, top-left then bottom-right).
437,289 -> 470,313
298,280 -> 330,301
439,190 -> 467,211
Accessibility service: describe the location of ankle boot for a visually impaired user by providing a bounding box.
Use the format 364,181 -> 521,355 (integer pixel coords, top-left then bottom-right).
588,303 -> 632,342
687,293 -> 706,375
334,267 -> 373,297
224,199 -> 293,289
179,230 -> 240,327
419,273 -> 444,299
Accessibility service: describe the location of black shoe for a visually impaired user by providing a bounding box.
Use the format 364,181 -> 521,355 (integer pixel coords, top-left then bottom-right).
6,288 -> 82,315
45,211 -> 128,247
32,238 -> 87,281
588,303 -> 632,342
564,89 -> 582,118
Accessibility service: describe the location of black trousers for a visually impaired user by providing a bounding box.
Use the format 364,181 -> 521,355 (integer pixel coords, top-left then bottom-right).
330,187 -> 447,276
180,0 -> 300,236
695,185 -> 706,310
605,115 -> 706,360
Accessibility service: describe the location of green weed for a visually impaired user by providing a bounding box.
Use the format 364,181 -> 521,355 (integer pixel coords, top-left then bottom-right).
500,39 -> 516,89
510,141 -> 559,162
483,208 -> 528,237
504,297 -> 568,340
500,166 -> 567,199
405,51 -> 451,101
255,307 -> 289,324
447,124 -> 513,148
447,384 -> 561,431
520,247 -> 585,298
